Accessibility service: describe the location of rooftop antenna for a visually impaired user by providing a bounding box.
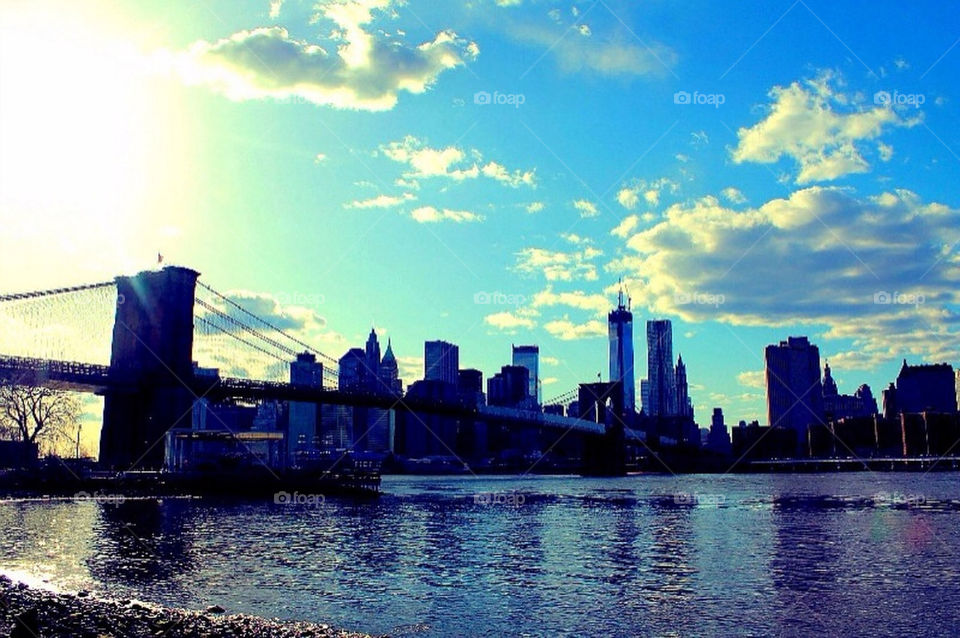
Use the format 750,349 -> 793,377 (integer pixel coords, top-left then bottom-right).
617,277 -> 625,310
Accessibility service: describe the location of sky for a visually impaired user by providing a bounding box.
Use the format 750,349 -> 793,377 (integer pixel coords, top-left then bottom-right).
0,0 -> 958,442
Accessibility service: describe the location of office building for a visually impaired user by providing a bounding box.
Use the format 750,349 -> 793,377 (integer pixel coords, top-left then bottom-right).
512,345 -> 540,404
288,352 -> 323,465
646,320 -> 676,417
608,287 -> 636,412
764,336 -> 824,448
424,340 -> 459,385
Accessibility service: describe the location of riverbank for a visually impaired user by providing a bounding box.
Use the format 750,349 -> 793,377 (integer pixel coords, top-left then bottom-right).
0,575 -> 378,638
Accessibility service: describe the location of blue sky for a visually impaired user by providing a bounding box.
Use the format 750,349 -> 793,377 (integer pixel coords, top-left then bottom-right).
1,0 -> 958,431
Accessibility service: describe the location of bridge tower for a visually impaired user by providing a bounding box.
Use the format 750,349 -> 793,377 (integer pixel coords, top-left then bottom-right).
580,380 -> 627,476
99,266 -> 200,469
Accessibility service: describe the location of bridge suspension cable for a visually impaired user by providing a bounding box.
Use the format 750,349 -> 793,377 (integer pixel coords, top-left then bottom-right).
0,280 -> 115,303
193,281 -> 340,387
197,281 -> 340,368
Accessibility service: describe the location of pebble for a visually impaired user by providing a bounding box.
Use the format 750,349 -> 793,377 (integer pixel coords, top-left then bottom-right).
0,579 -> 380,637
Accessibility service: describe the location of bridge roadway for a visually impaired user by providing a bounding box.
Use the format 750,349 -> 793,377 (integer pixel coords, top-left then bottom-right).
0,354 -> 644,441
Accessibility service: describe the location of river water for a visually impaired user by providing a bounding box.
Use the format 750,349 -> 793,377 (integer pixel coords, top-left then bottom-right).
2,473 -> 959,636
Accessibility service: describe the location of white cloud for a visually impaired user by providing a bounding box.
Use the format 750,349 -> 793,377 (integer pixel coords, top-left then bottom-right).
508,22 -> 676,76
616,177 -> 677,210
484,310 -> 536,331
573,199 -> 598,217
176,2 -> 477,111
560,232 -> 591,245
344,192 -> 415,208
611,185 -> 960,367
616,188 -> 639,209
543,316 -> 606,340
732,72 -> 918,183
515,246 -> 602,281
269,0 -> 284,19
611,214 -> 639,238
481,160 -> 537,188
877,142 -> 894,162
541,356 -> 560,366
737,370 -> 765,389
381,136 -> 534,187
410,206 -> 483,223
525,201 -> 545,213
314,152 -> 328,163
720,187 -> 746,204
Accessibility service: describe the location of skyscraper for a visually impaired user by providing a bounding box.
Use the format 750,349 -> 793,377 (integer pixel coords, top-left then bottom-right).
608,286 -> 635,412
675,354 -> 692,418
646,319 -> 676,417
288,352 -> 323,465
512,344 -> 540,403
378,338 -> 402,395
424,340 -> 459,385
365,328 -> 381,389
764,336 -> 824,448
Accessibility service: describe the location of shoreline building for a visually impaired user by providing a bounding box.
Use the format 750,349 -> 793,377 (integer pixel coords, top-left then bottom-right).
425,340 -> 459,386
886,360 -> 957,415
764,336 -> 824,451
608,286 -> 636,413
646,320 -> 676,417
675,354 -> 693,419
821,363 -> 878,420
511,345 -> 540,405
287,351 -> 324,465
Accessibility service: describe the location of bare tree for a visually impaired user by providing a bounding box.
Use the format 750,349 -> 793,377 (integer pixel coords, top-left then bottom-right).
0,375 -> 81,451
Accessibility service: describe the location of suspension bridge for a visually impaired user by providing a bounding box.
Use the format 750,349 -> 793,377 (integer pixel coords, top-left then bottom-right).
0,266 -> 641,474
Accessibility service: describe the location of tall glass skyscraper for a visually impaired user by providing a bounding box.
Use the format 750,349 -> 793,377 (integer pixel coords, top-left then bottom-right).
608,287 -> 635,412
424,340 -> 459,385
511,344 -> 540,403
646,319 -> 676,417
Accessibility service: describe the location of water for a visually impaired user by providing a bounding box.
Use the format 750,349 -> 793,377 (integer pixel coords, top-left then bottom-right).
2,473 -> 959,636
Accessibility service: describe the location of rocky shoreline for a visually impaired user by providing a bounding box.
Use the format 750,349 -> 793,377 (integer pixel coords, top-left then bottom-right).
0,575 -> 379,638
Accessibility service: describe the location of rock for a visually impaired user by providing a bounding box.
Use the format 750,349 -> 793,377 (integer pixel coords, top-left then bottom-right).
206,604 -> 226,613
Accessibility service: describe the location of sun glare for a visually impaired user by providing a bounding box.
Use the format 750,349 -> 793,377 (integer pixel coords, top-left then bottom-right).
0,3 -> 183,286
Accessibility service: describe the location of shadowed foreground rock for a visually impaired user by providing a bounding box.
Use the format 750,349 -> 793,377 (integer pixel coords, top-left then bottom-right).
0,576 -> 380,638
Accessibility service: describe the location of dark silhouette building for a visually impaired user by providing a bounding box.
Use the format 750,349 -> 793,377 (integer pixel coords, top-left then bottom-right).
424,340 -> 459,385
706,407 -> 732,454
646,320 -> 675,416
821,363 -> 878,421
764,336 -> 824,452
487,365 -> 532,409
887,360 -> 957,415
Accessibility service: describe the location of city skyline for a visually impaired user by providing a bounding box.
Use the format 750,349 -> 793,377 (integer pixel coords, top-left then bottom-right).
1,0 -> 958,436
